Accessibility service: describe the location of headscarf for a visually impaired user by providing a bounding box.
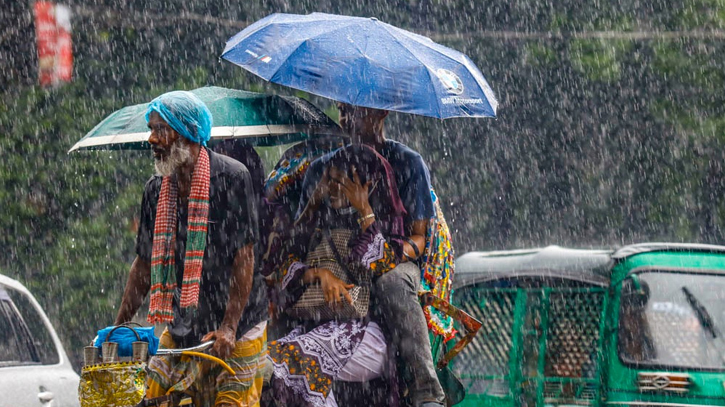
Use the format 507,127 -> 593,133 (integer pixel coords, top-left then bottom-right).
145,91 -> 212,146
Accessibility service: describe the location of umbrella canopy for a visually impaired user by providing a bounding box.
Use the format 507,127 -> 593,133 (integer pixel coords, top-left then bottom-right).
222,13 -> 498,119
69,86 -> 341,152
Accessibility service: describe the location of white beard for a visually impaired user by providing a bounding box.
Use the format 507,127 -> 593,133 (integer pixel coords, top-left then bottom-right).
154,139 -> 194,177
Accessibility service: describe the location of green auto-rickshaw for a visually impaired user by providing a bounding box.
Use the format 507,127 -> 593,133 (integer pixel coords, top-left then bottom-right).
448,243 -> 725,406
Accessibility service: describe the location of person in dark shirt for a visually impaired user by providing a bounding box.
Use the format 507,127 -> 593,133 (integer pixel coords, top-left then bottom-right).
114,91 -> 268,407
297,103 -> 445,407
212,138 -> 266,200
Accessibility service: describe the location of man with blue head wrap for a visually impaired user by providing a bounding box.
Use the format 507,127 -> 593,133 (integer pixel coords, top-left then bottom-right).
148,91 -> 212,145
145,91 -> 211,177
115,90 -> 268,407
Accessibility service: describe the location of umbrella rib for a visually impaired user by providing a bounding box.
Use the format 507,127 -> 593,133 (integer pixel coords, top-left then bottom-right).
266,38 -> 309,83
375,22 -> 429,64
268,23 -> 368,83
462,57 -> 498,117
223,17 -> 275,53
375,23 -> 444,116
394,27 -> 468,62
379,23 -> 465,67
378,23 -> 496,117
422,63 -> 443,118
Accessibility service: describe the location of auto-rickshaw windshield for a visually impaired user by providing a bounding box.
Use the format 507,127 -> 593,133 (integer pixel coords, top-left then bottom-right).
619,271 -> 725,370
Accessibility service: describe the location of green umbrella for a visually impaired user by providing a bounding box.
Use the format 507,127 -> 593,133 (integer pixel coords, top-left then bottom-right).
69,86 -> 341,152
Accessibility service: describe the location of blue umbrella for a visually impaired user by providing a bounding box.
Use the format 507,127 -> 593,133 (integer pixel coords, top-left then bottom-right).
222,13 -> 498,119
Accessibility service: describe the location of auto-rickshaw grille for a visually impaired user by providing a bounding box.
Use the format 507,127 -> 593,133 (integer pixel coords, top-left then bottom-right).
452,290 -> 517,396
544,291 -> 605,380
451,286 -> 607,405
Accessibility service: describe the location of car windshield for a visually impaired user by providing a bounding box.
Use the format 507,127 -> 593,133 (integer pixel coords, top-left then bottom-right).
619,271 -> 725,370
0,284 -> 58,367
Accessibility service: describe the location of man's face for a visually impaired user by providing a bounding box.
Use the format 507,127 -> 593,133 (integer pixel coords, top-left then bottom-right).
337,103 -> 363,135
147,111 -> 193,176
148,111 -> 179,160
337,103 -> 387,142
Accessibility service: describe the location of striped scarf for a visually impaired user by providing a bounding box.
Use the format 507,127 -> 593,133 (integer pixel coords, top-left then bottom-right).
148,148 -> 211,324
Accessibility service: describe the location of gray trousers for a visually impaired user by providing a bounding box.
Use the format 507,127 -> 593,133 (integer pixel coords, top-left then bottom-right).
373,262 -> 445,406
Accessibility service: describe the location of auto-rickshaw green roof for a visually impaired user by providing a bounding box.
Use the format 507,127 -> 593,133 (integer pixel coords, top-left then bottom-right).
454,243 -> 725,289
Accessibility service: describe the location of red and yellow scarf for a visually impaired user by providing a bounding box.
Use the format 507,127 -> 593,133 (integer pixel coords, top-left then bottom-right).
148,148 -> 210,324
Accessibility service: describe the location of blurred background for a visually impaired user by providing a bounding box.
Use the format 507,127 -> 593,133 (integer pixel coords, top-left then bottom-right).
1,0 -> 724,369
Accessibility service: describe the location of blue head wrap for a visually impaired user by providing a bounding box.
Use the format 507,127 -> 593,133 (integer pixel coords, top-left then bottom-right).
145,91 -> 212,146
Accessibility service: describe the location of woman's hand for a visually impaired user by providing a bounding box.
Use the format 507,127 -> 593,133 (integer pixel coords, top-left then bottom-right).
333,167 -> 373,215
315,268 -> 354,306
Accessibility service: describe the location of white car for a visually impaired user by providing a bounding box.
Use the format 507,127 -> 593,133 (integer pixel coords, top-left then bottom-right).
0,273 -> 80,407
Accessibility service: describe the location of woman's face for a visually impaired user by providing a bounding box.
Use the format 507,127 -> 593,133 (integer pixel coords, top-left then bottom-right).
327,166 -> 351,209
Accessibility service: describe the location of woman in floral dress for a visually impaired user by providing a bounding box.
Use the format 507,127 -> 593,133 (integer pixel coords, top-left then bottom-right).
262,145 -> 410,407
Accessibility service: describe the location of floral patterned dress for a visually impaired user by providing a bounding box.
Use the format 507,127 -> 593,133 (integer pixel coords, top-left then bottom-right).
263,145 -> 408,406
266,221 -> 404,407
